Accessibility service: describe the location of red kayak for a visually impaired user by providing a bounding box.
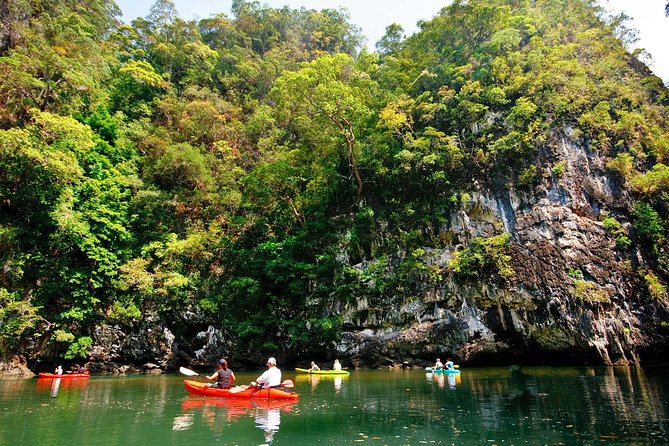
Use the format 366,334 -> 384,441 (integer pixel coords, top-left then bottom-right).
38,372 -> 90,379
183,380 -> 299,400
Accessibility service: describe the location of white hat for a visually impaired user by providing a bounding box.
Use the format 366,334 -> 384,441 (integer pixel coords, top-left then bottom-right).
267,357 -> 277,365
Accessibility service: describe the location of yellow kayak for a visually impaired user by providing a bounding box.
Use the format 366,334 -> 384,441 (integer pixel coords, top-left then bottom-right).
295,368 -> 350,375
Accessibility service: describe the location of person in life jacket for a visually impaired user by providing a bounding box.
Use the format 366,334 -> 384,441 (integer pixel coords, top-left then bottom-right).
207,358 -> 236,388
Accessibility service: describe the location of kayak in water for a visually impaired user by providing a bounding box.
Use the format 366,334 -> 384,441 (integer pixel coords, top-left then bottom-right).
294,368 -> 350,375
38,372 -> 90,379
425,367 -> 461,374
183,380 -> 299,400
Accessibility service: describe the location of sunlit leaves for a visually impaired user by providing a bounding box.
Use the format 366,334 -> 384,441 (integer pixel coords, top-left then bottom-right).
630,164 -> 669,196
271,53 -> 379,200
0,288 -> 41,354
119,60 -> 165,88
449,233 -> 514,281
0,0 -> 117,124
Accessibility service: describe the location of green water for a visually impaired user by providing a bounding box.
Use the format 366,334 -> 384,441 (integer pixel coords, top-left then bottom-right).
1,366 -> 667,445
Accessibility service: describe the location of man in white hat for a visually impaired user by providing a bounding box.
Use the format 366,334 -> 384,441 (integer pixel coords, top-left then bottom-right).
250,357 -> 282,389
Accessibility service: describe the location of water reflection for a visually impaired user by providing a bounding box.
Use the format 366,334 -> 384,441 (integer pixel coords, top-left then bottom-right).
334,376 -> 342,393
178,397 -> 295,441
50,378 -> 61,397
296,373 -> 348,393
426,371 -> 460,389
255,406 -> 281,443
35,376 -> 89,397
1,368 -> 666,444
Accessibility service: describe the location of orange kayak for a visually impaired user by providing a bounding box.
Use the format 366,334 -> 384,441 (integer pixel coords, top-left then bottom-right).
183,380 -> 299,400
38,372 -> 90,379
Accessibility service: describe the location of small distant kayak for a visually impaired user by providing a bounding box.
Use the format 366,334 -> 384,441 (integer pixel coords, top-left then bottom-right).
295,368 -> 350,375
38,372 -> 90,379
183,380 -> 299,400
425,367 -> 461,374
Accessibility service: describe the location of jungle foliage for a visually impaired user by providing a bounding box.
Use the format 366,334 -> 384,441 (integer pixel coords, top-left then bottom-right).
1,0 -> 668,363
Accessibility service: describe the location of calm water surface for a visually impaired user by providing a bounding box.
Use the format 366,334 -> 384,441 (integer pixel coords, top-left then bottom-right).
1,366 -> 668,445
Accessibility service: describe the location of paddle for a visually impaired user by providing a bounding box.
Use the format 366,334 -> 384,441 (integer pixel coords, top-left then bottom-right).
179,366 -> 214,381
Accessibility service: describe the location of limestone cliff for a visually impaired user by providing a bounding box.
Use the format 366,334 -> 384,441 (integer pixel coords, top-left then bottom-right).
334,133 -> 669,367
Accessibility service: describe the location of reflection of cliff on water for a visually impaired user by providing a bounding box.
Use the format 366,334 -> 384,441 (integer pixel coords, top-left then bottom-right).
463,366 -> 669,443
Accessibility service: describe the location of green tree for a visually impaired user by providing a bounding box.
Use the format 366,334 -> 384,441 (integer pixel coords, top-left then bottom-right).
271,54 -> 379,201
0,0 -> 119,125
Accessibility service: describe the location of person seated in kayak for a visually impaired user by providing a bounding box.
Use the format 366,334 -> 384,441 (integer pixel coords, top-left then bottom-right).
66,364 -> 85,374
445,358 -> 455,370
206,358 -> 236,389
309,361 -> 320,371
54,365 -> 63,375
434,358 -> 443,370
249,357 -> 281,389
333,359 -> 342,370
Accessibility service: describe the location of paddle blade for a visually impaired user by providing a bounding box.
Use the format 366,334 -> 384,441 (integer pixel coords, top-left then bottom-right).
281,379 -> 294,388
179,366 -> 199,377
454,365 -> 460,369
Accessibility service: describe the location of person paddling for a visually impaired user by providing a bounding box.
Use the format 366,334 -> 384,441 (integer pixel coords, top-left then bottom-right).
249,357 -> 281,389
434,358 -> 443,370
445,358 -> 455,370
309,361 -> 320,372
333,359 -> 342,370
206,358 -> 236,389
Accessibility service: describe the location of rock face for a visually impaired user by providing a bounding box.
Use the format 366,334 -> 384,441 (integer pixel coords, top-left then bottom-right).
0,355 -> 34,378
88,320 -> 176,374
335,136 -> 669,367
12,136 -> 668,373
85,319 -> 232,373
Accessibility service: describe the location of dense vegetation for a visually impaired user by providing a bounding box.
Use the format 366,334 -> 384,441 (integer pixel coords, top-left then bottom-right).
1,0 -> 668,366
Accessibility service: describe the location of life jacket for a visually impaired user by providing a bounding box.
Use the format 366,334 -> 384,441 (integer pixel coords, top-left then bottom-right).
216,368 -> 233,388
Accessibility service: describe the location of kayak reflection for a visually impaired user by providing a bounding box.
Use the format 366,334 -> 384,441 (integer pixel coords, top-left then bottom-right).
178,397 -> 296,435
35,377 -> 88,397
426,371 -> 461,389
50,378 -> 60,397
296,373 -> 348,393
255,406 -> 281,443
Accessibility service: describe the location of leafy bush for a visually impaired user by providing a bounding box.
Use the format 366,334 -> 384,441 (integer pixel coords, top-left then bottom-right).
603,216 -> 631,250
633,202 -> 664,249
643,270 -> 666,301
0,289 -> 41,354
572,280 -> 609,303
449,233 -> 514,281
65,336 -> 93,360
